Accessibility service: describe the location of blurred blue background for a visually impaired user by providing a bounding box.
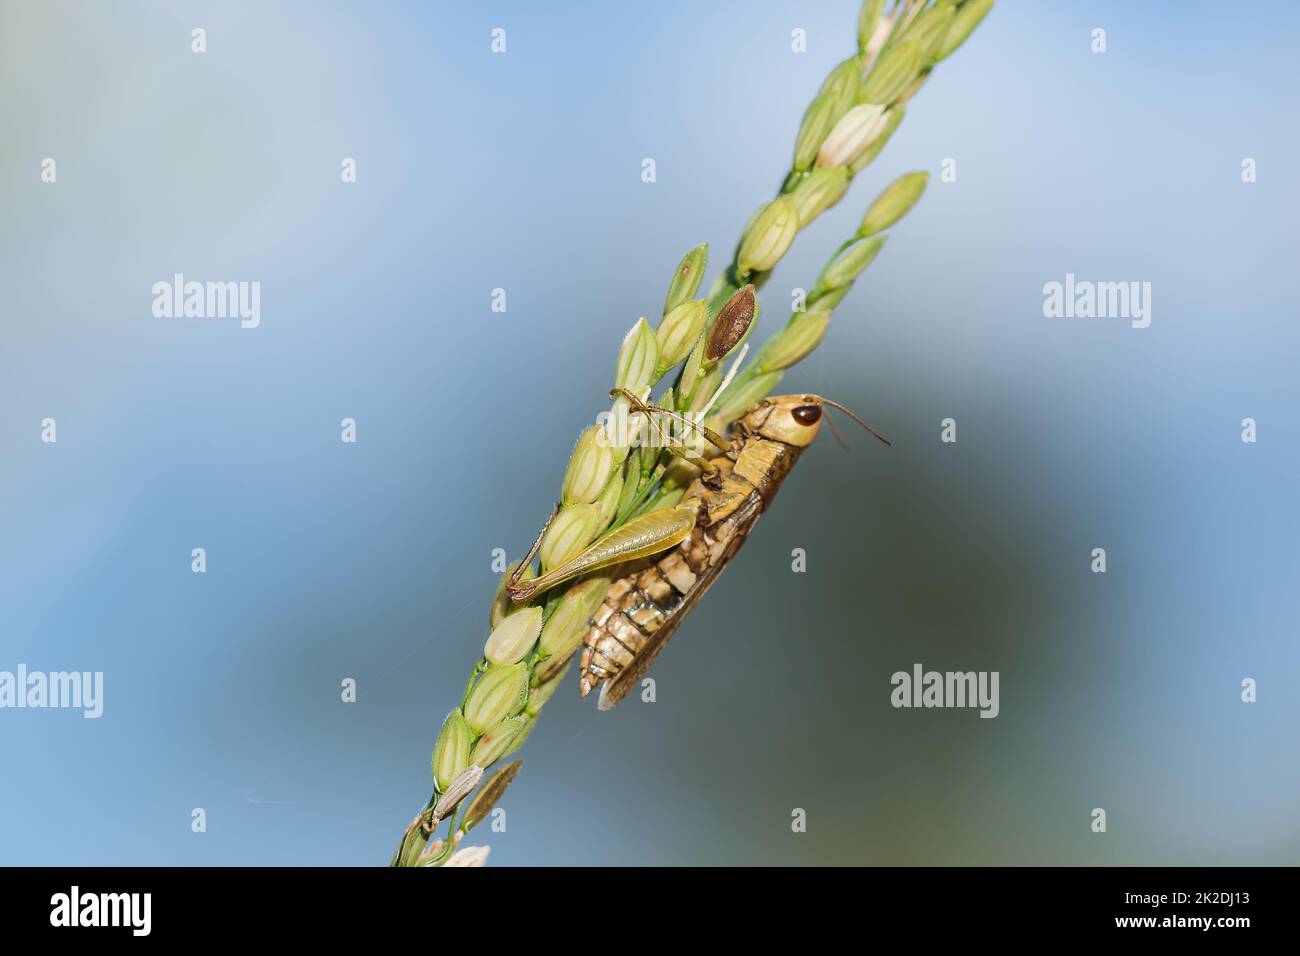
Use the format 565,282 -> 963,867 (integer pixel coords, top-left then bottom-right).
2,1 -> 1297,865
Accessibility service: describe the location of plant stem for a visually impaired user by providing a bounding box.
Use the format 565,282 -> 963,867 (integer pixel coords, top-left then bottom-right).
393,0 -> 994,866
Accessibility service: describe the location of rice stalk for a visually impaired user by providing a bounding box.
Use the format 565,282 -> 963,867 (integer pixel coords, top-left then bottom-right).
394,0 -> 993,867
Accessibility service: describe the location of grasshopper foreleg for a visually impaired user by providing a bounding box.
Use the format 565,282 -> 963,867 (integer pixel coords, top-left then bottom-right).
610,387 -> 730,452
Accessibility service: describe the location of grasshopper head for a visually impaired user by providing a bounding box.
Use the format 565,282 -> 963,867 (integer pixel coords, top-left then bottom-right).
738,394 -> 890,449
741,394 -> 825,447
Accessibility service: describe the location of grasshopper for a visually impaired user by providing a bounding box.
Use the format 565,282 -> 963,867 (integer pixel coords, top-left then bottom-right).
507,389 -> 887,710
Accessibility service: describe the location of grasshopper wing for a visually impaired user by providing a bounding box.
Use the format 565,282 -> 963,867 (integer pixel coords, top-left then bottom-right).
597,491 -> 765,710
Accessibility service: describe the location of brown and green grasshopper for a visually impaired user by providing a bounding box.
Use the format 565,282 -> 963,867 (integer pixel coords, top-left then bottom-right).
506,388 -> 887,710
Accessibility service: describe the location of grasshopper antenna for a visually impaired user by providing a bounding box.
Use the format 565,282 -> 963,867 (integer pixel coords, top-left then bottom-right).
823,411 -> 850,450
823,398 -> 891,447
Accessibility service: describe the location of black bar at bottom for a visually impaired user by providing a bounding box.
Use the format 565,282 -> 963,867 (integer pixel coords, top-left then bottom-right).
0,866 -> 1283,941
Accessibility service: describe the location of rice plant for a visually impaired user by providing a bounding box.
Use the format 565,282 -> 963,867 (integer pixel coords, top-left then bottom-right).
393,0 -> 994,867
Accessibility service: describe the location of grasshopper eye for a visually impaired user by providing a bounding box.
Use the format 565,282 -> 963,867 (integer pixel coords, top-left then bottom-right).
792,405 -> 822,425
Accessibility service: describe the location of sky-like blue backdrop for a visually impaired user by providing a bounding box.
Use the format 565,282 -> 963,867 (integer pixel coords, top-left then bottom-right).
2,1 -> 1297,865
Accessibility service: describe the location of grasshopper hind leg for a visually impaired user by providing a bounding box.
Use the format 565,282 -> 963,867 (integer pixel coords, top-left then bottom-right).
503,504 -> 558,597
507,503 -> 698,605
